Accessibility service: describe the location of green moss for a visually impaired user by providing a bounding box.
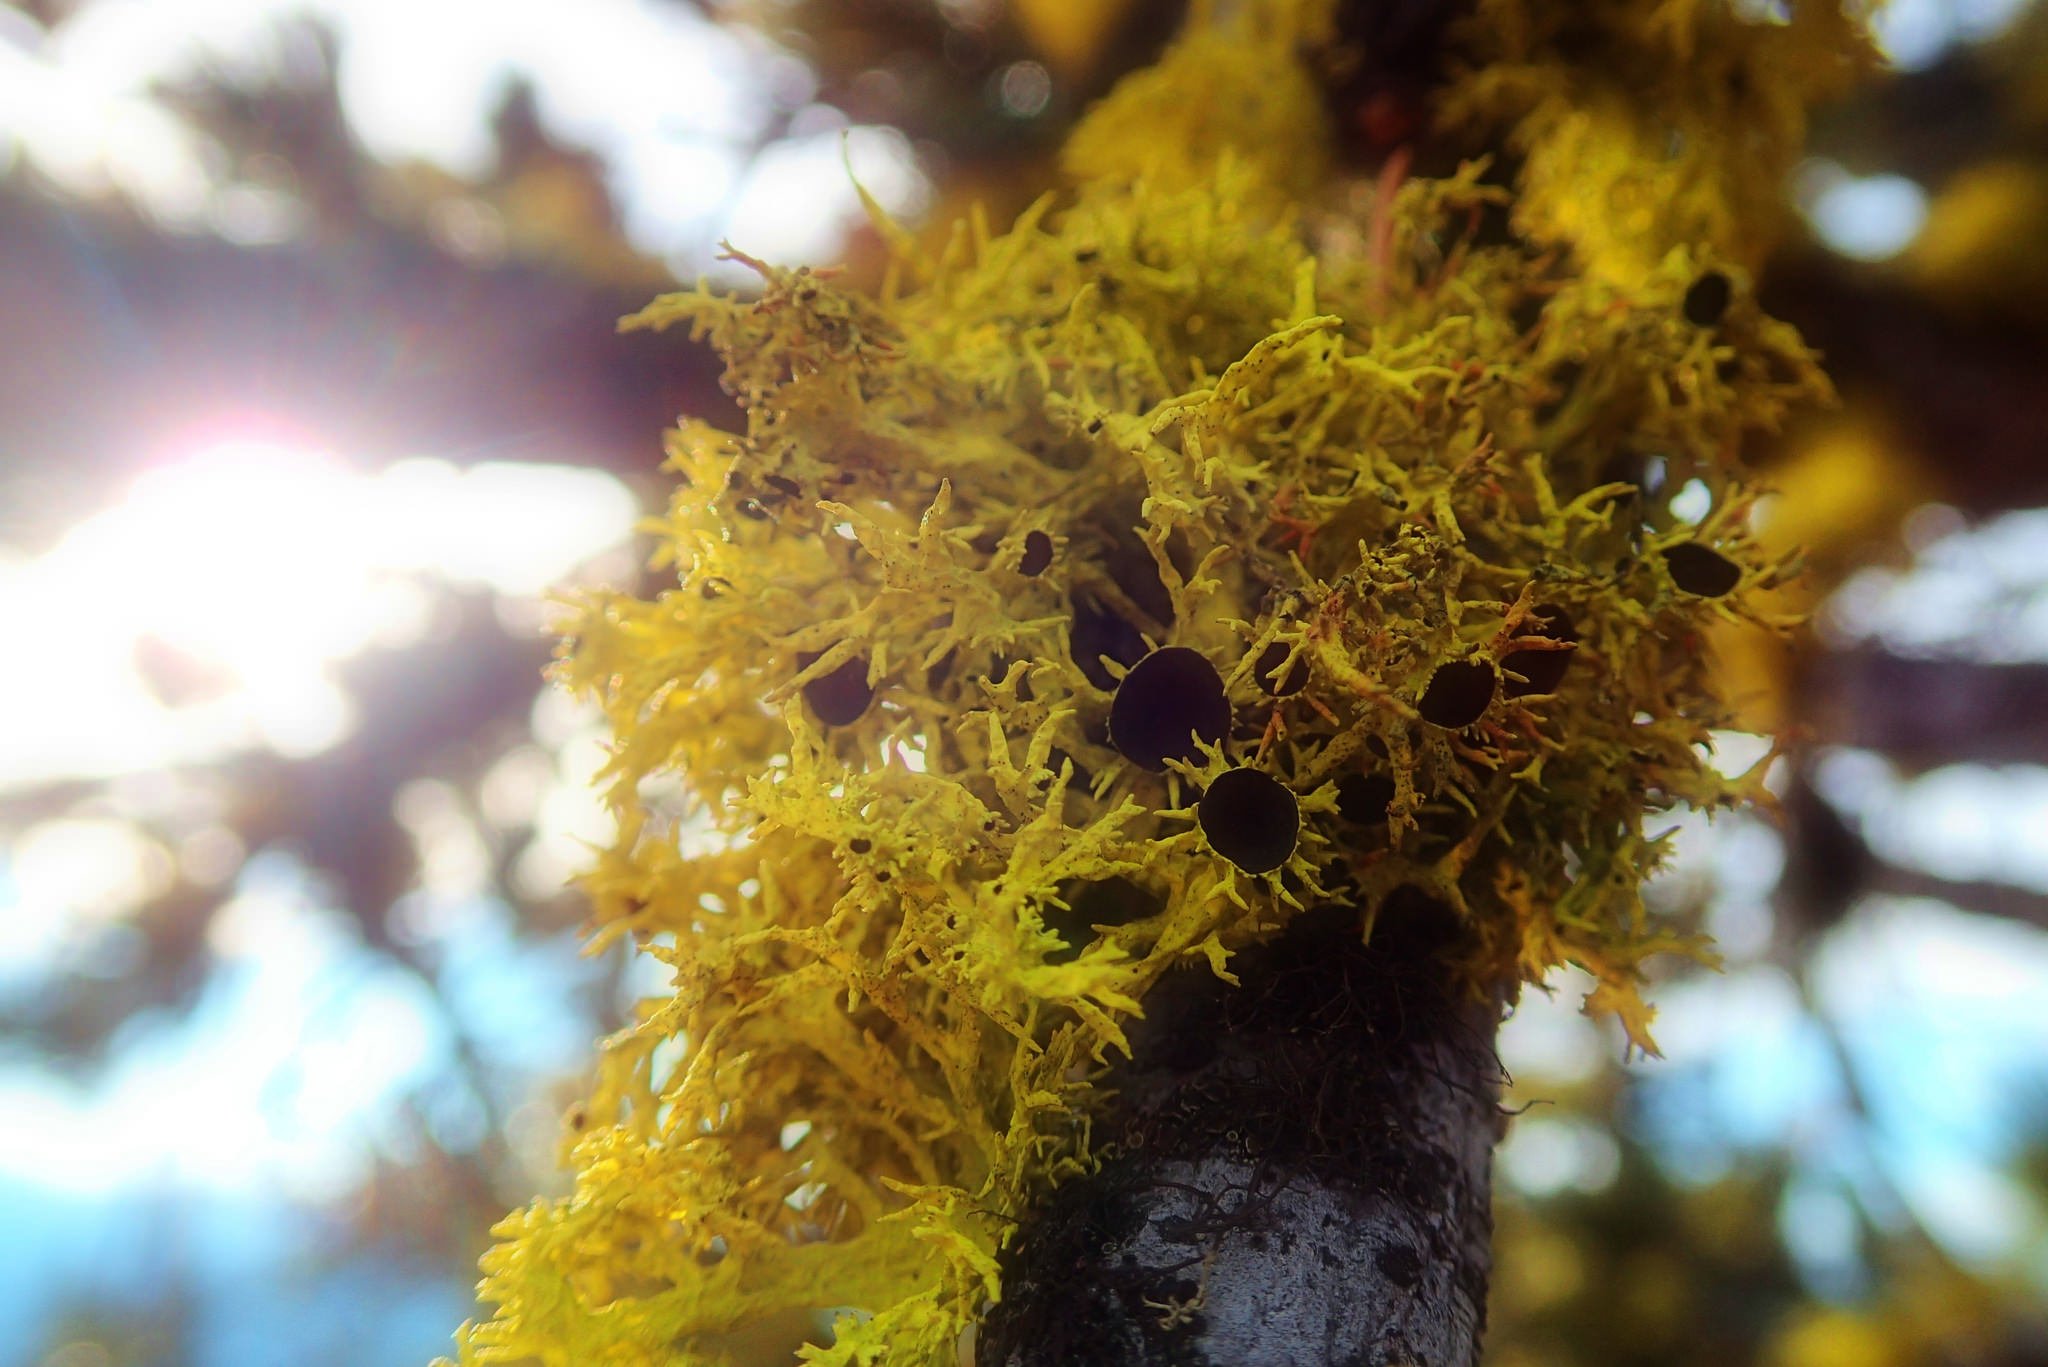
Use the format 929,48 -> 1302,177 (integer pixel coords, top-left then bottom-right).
440,3 -> 1867,1362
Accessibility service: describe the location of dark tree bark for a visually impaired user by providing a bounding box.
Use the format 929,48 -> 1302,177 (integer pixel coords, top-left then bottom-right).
1803,649 -> 2048,768
1765,261 -> 2048,518
981,897 -> 1504,1367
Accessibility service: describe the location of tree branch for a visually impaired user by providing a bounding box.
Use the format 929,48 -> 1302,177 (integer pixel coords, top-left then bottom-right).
1803,648 -> 2048,769
981,898 -> 1504,1367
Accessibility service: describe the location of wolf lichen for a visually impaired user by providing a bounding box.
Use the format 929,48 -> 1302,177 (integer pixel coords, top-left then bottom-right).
442,3 -> 1868,1363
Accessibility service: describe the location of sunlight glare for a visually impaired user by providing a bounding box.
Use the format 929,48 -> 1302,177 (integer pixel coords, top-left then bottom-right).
11,819 -> 173,925
1872,0 -> 2034,69
1796,160 -> 1930,261
0,818 -> 172,976
1498,1115 -> 1622,1197
0,438 -> 637,793
1498,977 -> 1605,1085
393,779 -> 494,899
714,125 -> 932,280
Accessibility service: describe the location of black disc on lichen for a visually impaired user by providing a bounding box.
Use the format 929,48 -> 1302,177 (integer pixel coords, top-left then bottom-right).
1683,270 -> 1733,328
1198,768 -> 1300,874
1335,772 -> 1396,825
1109,646 -> 1229,770
1018,530 -> 1055,577
797,651 -> 872,726
1662,543 -> 1742,597
1418,659 -> 1496,729
1502,605 -> 1578,698
1253,641 -> 1308,696
1042,876 -> 1166,963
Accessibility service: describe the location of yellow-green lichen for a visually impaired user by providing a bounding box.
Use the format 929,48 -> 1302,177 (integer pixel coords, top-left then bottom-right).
441,3 -> 1868,1363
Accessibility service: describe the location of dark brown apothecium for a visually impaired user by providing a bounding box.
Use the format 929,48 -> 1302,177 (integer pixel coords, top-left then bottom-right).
1110,646 -> 1230,771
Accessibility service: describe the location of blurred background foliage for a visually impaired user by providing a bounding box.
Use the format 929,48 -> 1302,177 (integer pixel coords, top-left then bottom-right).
1,1 -> 2046,1364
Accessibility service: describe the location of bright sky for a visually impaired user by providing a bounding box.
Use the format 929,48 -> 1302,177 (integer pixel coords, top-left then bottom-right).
0,440 -> 636,1226
0,0 -> 931,275
2,0 -> 2031,272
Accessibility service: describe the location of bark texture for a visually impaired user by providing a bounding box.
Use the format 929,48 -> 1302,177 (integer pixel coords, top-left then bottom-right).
980,898 -> 1504,1367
